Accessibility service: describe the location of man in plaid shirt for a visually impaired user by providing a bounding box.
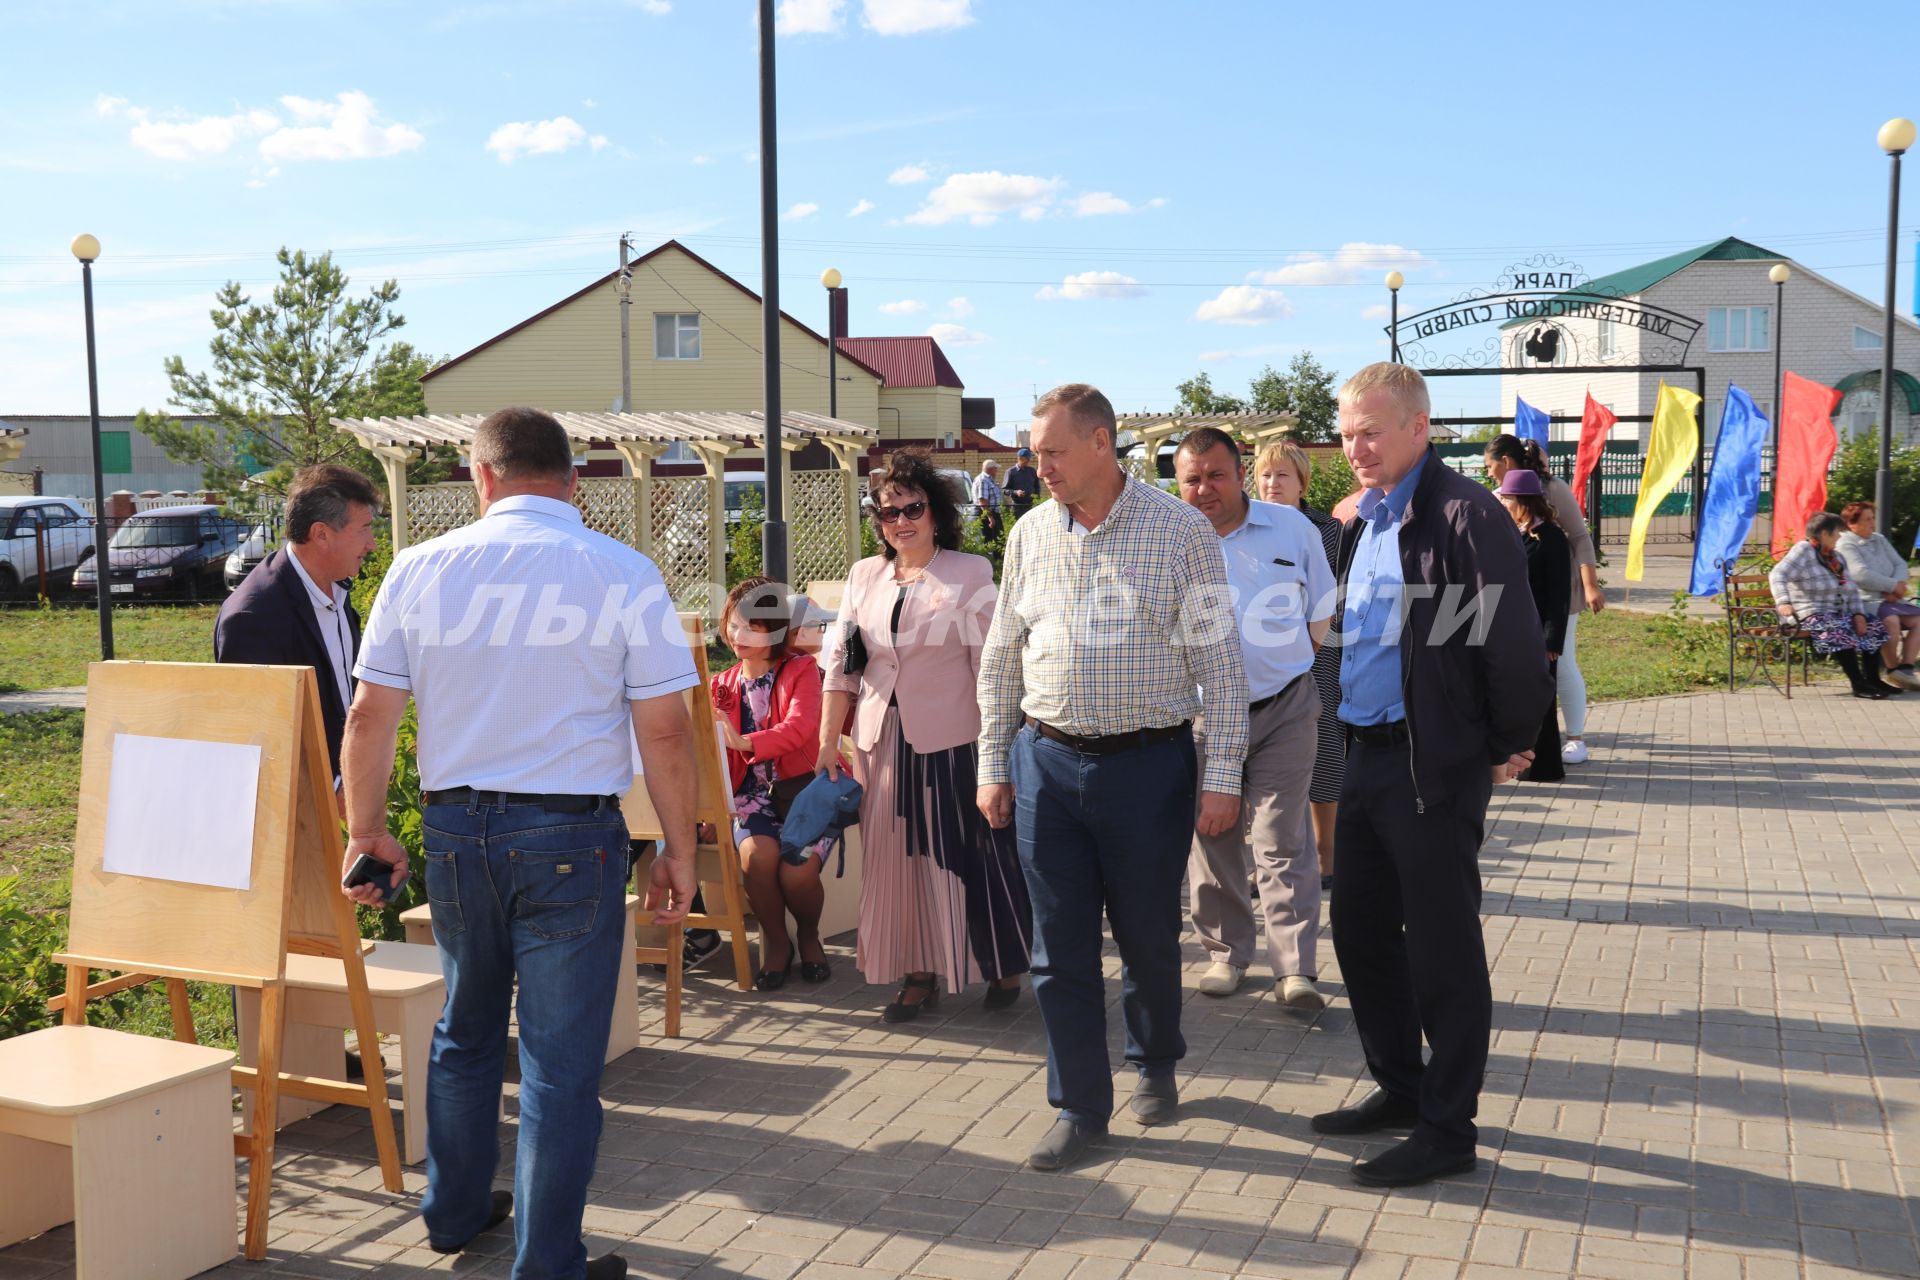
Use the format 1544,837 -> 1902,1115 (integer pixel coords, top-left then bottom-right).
977,382 -> 1249,1171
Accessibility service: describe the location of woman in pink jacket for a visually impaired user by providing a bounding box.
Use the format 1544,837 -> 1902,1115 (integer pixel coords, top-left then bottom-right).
817,451 -> 1032,1022
713,577 -> 832,991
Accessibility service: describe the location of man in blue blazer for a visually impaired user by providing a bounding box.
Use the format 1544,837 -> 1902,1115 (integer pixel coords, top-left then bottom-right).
215,465 -> 381,783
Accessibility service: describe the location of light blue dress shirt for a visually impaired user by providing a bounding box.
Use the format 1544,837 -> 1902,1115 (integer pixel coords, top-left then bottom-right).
1217,500 -> 1337,698
1338,453 -> 1426,726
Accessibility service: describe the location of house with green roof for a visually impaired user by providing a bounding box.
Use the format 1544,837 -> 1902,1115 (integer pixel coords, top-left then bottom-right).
1495,237 -> 1920,449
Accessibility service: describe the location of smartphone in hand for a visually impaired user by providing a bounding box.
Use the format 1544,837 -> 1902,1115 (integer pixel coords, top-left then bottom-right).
343,853 -> 401,905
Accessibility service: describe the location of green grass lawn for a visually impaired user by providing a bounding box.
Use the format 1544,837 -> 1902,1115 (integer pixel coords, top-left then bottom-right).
0,604 -> 223,692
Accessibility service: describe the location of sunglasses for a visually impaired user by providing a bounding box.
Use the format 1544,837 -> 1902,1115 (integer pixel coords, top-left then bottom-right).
874,500 -> 929,524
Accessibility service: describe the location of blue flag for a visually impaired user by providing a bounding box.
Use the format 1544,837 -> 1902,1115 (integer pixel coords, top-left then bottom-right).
1690,384 -> 1770,596
1514,398 -> 1550,451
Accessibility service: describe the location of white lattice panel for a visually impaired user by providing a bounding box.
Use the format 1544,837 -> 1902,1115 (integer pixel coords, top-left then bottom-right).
576,477 -> 637,545
651,475 -> 712,604
407,483 -> 477,542
789,469 -> 851,589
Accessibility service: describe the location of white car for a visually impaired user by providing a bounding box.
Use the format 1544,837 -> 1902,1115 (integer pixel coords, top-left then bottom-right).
0,496 -> 91,596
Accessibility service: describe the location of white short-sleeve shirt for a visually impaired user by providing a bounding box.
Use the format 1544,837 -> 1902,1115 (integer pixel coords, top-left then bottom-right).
1217,499 -> 1337,698
354,494 -> 699,795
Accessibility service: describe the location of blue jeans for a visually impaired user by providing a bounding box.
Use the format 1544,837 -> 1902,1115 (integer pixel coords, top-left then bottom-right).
419,798 -> 627,1280
1010,725 -> 1195,1129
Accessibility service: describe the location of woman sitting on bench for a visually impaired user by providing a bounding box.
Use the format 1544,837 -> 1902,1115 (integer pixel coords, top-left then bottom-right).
1770,512 -> 1904,701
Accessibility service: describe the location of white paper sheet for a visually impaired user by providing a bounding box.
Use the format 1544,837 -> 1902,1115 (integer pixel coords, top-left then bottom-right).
101,733 -> 262,890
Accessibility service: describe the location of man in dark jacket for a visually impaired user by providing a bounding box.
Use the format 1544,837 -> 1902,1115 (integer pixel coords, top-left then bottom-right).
1310,363 -> 1551,1188
215,465 -> 380,782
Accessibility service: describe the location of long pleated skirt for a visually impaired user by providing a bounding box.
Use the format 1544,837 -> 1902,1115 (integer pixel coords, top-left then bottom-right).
854,705 -> 1032,994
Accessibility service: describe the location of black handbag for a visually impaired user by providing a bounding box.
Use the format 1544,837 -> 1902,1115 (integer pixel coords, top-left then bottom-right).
769,773 -> 812,822
841,623 -> 868,676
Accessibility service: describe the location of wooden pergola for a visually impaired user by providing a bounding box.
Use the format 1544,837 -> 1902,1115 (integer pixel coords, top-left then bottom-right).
332,409 -> 878,571
1114,411 -> 1302,472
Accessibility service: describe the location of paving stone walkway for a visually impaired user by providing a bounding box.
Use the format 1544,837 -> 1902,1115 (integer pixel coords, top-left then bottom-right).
3,684 -> 1915,1279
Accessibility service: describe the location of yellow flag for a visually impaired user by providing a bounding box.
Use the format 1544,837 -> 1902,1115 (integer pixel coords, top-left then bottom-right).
1626,382 -> 1702,580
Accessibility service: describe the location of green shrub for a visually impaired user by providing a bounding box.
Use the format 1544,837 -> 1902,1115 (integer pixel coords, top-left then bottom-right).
0,876 -> 64,1038
1304,450 -> 1357,516
1826,435 -> 1920,555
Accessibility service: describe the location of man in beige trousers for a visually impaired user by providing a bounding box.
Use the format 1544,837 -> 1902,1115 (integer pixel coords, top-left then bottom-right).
1173,428 -> 1336,1010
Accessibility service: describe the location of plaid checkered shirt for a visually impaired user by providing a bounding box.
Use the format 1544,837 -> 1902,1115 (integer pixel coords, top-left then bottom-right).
976,476 -> 1250,794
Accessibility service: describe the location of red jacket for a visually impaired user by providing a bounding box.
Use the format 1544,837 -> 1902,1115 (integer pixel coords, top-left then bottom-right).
710,654 -> 823,793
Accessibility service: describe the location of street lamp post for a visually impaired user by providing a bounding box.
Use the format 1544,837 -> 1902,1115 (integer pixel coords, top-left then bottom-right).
1769,262 -> 1790,515
757,0 -> 787,586
821,267 -> 842,419
1385,270 -> 1405,362
1876,117 -> 1915,528
72,233 -> 113,660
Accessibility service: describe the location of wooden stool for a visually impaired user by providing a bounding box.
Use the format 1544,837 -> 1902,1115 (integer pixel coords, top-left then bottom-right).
0,1025 -> 236,1280
399,896 -> 642,1064
237,941 -> 445,1165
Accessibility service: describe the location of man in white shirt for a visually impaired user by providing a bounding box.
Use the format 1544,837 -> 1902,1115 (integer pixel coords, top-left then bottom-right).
1173,428 -> 1336,1009
342,407 -> 701,1280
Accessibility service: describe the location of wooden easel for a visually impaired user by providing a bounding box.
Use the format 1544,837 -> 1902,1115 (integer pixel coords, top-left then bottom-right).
628,612 -> 753,1036
53,661 -> 403,1260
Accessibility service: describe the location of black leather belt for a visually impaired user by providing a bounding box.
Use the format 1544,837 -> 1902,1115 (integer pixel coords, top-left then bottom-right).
1249,672 -> 1307,715
1026,717 -> 1190,756
424,788 -> 620,815
1344,720 -> 1410,747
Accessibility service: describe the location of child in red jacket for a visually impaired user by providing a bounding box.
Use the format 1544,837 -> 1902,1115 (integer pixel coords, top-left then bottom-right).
714,577 -> 831,991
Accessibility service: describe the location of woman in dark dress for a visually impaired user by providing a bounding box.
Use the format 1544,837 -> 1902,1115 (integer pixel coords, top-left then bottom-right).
1495,468 -> 1570,782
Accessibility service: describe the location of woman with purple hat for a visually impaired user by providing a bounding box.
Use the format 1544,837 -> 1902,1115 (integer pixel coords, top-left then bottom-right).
1495,467 -> 1571,782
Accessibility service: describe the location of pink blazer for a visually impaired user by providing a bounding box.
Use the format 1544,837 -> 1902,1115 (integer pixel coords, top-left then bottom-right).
822,551 -> 997,755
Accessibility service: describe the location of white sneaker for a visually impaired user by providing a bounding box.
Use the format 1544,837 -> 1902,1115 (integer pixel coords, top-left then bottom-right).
1280,975 -> 1327,1011
1888,665 -> 1920,691
1562,739 -> 1589,765
1196,962 -> 1245,997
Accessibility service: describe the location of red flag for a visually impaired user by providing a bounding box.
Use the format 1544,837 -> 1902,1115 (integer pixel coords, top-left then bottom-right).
1572,392 -> 1616,515
1772,371 -> 1843,556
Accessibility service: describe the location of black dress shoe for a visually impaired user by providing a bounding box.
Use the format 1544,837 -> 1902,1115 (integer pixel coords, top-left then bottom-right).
981,981 -> 1021,1011
585,1254 -> 628,1279
428,1190 -> 512,1253
1027,1118 -> 1103,1171
1310,1087 -> 1421,1136
1130,1072 -> 1177,1126
1350,1134 -> 1477,1188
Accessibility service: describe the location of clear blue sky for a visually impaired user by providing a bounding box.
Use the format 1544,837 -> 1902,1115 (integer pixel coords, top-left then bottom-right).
3,0 -> 1916,430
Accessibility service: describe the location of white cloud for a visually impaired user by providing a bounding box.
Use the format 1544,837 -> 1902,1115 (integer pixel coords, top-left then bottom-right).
887,163 -> 930,184
582,98 -> 597,108
1072,192 -> 1133,216
1198,350 -> 1234,363
1147,197 -> 1169,208
927,322 -> 987,347
945,296 -> 973,318
691,154 -> 712,165
782,201 -> 820,220
862,0 -> 973,34
258,92 -> 422,162
1194,285 -> 1293,326
127,108 -> 279,160
776,0 -> 845,34
878,299 -> 925,315
484,115 -> 591,163
94,95 -> 129,117
847,198 -> 877,217
1251,242 -> 1428,287
636,0 -> 670,12
1360,303 -> 1391,320
905,170 -> 1062,225
1037,270 -> 1146,301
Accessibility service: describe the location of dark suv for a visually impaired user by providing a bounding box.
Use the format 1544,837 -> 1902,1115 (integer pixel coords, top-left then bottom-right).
73,504 -> 244,600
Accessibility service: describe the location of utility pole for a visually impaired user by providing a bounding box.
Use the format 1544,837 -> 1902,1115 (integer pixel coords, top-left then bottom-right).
617,232 -> 633,414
